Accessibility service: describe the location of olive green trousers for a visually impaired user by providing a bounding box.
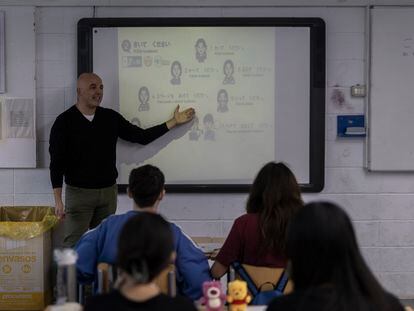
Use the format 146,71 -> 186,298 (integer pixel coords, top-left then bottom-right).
62,184 -> 117,248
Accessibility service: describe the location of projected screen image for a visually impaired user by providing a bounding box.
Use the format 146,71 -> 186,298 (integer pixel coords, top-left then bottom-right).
119,27 -> 277,185
83,18 -> 325,191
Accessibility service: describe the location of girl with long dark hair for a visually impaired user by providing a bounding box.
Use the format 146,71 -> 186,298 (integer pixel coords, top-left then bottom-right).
211,162 -> 303,278
267,201 -> 404,311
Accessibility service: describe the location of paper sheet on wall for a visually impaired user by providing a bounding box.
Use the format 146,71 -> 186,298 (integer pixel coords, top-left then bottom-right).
0,97 -> 36,168
5,98 -> 34,139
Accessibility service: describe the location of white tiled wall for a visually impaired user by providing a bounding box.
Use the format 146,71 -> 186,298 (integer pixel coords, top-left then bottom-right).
0,4 -> 413,297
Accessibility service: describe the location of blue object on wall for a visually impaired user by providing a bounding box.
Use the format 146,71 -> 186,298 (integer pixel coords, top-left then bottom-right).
337,115 -> 366,137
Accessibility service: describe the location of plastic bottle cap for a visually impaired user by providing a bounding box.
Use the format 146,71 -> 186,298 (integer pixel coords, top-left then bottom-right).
54,248 -> 78,266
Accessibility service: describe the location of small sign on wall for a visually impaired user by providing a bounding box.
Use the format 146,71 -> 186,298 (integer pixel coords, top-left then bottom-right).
337,115 -> 366,137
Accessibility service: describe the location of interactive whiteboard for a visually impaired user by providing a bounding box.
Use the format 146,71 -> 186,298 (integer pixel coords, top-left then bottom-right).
78,18 -> 325,192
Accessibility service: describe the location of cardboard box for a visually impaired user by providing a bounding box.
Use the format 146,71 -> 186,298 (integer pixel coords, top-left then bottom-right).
0,207 -> 57,310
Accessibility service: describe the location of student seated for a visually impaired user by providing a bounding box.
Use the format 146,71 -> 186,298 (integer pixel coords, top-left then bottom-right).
84,213 -> 197,311
211,162 -> 303,278
267,201 -> 404,311
75,165 -> 211,300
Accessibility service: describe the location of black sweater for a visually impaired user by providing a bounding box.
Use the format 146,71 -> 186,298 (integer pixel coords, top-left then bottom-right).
267,286 -> 404,311
84,290 -> 197,311
49,105 -> 168,189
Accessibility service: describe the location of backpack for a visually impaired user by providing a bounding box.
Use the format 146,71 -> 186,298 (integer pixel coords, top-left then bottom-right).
230,261 -> 288,306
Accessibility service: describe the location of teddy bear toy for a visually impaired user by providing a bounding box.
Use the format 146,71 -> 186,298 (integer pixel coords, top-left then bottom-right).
227,279 -> 251,311
200,281 -> 226,311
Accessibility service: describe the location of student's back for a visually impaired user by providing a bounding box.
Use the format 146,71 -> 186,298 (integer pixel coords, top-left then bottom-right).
211,162 -> 303,278
83,213 -> 197,311
84,290 -> 196,311
215,213 -> 285,267
268,286 -> 403,311
75,165 -> 210,300
267,202 -> 404,311
75,210 -> 210,299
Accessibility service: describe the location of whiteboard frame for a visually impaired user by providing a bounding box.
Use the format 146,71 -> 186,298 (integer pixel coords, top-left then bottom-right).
77,17 -> 326,193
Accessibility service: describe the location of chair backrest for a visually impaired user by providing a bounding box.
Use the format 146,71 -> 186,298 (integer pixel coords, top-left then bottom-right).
97,263 -> 114,294
96,263 -> 176,296
236,264 -> 293,294
154,264 -> 176,297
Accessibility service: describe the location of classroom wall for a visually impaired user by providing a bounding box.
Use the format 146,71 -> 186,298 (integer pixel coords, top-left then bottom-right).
1,3 -> 413,298
0,6 -> 36,200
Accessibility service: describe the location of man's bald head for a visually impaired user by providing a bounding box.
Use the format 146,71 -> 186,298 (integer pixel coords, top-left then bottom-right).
76,72 -> 103,113
77,73 -> 102,88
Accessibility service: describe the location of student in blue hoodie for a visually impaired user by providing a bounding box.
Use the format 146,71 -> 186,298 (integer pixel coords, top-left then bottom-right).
84,213 -> 197,311
75,164 -> 211,300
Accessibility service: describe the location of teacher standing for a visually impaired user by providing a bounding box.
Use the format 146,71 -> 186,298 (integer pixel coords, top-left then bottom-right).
49,73 -> 194,247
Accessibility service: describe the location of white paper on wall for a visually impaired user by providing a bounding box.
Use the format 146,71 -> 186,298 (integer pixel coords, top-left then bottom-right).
5,98 -> 34,139
0,97 -> 36,168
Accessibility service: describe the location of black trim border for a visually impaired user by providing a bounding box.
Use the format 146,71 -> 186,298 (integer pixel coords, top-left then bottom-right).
78,17 -> 325,193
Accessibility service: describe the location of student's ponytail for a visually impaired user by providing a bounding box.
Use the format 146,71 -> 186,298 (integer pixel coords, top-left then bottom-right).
129,257 -> 150,284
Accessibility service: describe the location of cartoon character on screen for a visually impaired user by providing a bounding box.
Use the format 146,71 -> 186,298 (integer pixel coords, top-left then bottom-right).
217,89 -> 229,113
223,59 -> 235,85
227,280 -> 251,311
138,86 -> 150,112
170,61 -> 182,85
195,38 -> 207,63
189,117 -> 202,141
200,281 -> 226,311
203,113 -> 215,141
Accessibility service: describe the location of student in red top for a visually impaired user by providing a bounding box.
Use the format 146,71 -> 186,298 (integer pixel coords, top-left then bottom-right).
211,162 -> 303,279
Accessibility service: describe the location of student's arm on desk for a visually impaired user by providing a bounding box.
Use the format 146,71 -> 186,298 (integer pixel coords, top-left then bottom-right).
190,237 -> 226,278
191,238 -> 223,261
210,220 -> 243,279
211,260 -> 228,279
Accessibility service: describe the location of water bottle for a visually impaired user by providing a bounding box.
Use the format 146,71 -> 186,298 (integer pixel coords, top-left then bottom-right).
54,248 -> 78,305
